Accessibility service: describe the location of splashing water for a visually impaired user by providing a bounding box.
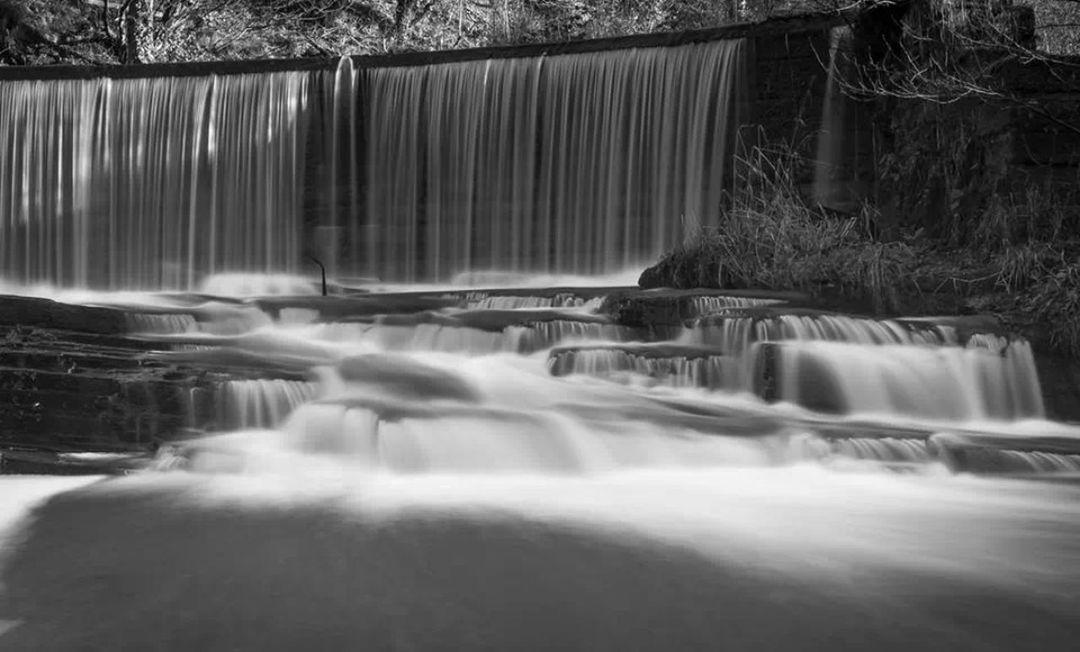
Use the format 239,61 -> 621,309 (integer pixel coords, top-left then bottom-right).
4,274 -> 1080,648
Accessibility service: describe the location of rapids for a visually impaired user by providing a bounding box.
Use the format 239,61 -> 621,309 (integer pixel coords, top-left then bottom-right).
2,277 -> 1080,649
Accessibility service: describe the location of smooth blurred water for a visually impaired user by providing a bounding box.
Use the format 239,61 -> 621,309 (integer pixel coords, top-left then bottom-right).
1,37 -> 748,288
2,276 -> 1080,648
1,467 -> 1079,650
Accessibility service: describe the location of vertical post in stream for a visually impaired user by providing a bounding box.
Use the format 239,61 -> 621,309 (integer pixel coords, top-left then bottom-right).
307,255 -> 328,296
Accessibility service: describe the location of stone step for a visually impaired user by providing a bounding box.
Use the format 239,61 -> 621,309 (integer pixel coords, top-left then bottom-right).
600,288 -> 804,328
0,450 -> 147,475
0,295 -> 129,334
252,294 -> 460,321
452,286 -> 619,310
930,431 -> 1080,474
548,343 -> 733,389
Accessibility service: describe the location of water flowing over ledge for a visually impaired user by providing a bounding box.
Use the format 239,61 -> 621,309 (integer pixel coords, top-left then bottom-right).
2,37 -> 751,288
0,279 -> 1070,475
3,275 -> 1080,648
0,73 -> 311,288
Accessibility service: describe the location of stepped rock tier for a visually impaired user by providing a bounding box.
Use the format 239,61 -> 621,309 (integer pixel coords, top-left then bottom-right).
0,282 -> 1073,478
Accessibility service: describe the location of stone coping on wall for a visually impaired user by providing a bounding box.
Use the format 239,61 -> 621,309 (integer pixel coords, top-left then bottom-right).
0,12 -> 845,81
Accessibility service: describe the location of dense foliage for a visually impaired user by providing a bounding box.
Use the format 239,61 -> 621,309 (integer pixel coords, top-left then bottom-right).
1,0 -> 1078,65
0,0 -> 784,64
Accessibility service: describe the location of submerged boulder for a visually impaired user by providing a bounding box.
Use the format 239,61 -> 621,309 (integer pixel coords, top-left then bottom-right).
336,354 -> 480,403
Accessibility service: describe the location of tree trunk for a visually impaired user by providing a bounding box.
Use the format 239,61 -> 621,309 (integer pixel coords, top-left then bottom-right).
123,1 -> 139,63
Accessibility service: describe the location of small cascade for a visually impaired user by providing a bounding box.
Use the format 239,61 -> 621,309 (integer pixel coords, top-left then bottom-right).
759,314 -> 954,346
193,303 -> 276,335
281,403 -> 593,473
313,321 -> 512,355
786,433 -> 933,466
929,432 -> 1080,475
309,313 -> 634,355
166,350 -> 799,475
830,437 -> 932,464
948,448 -> 1080,474
125,312 -> 198,334
549,345 -> 735,390
759,339 -> 1044,421
687,312 -> 955,354
688,295 -> 783,316
128,302 -> 275,336
463,292 -> 593,310
519,307 -> 1045,425
234,400 -> 785,475
964,335 -> 1046,416
508,321 -> 636,353
218,379 -> 318,429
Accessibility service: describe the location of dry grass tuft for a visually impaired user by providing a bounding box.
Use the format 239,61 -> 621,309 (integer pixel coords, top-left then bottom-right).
645,142 -> 920,313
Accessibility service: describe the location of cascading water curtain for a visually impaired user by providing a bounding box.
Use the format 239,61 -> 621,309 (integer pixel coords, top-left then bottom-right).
0,72 -> 311,290
361,39 -> 750,282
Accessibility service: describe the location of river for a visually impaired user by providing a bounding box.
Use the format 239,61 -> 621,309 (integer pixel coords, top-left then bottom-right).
1,275 -> 1078,650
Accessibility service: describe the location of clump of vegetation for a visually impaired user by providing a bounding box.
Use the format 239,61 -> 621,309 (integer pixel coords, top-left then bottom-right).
641,141 -> 922,313
1030,263 -> 1080,357
991,240 -> 1080,356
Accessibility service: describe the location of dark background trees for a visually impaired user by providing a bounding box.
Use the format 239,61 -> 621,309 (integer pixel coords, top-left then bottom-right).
0,0 -> 1071,66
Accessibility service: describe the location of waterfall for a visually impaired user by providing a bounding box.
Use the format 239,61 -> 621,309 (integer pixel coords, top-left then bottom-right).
361,40 -> 749,281
0,73 -> 313,289
218,379 -> 319,429
1,39 -> 749,289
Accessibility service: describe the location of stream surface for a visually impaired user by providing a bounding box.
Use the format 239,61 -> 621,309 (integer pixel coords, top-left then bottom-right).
1,275 -> 1079,650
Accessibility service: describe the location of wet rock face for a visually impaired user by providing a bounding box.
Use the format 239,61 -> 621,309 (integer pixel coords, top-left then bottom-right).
1032,354 -> 1080,423
0,324 -> 197,452
337,354 -> 481,403
0,297 -> 292,455
598,289 -> 802,330
0,295 -> 129,334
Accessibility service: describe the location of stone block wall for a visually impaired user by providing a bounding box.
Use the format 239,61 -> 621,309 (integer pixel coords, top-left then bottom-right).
750,28 -> 833,158
1007,56 -> 1080,177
